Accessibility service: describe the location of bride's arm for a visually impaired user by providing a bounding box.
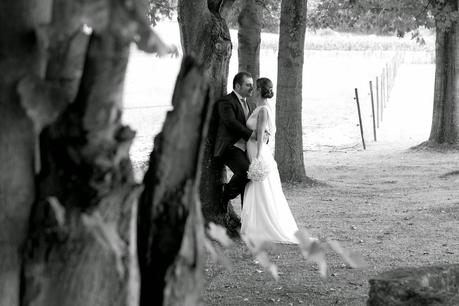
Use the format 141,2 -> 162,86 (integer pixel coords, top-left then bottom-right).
256,108 -> 268,158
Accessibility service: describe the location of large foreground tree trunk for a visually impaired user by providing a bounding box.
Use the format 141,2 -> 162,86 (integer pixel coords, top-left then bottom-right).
238,0 -> 262,82
22,31 -> 137,306
429,1 -> 459,145
178,0 -> 240,232
137,57 -> 210,305
275,0 -> 309,182
0,2 -> 41,304
0,0 -> 174,305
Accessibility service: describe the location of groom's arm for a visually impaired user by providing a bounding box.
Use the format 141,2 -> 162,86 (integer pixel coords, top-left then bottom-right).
217,98 -> 253,141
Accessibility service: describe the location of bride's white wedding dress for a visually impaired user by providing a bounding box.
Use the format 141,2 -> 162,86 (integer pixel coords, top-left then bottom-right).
241,105 -> 299,244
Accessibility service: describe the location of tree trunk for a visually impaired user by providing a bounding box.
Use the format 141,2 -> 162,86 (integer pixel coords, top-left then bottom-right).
137,56 -> 211,305
0,2 -> 41,304
275,0 -> 309,182
21,30 -> 138,306
238,0 -> 262,82
429,3 -> 459,145
178,0 -> 240,232
1,0 -> 173,305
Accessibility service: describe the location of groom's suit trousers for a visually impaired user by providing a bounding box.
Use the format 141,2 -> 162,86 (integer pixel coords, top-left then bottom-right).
221,146 -> 250,206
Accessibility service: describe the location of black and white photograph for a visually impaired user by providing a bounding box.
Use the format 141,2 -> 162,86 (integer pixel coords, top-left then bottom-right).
0,0 -> 458,305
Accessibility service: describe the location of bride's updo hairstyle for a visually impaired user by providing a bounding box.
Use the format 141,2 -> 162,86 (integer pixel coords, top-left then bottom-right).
256,77 -> 274,99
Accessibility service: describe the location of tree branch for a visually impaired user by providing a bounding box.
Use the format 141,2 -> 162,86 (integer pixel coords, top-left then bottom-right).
218,0 -> 237,19
178,0 -> 208,25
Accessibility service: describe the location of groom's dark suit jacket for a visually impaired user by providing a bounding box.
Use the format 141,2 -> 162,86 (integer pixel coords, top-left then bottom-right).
214,92 -> 255,157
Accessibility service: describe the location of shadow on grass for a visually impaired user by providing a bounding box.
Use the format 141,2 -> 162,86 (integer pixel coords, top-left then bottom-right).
410,140 -> 459,153
439,170 -> 459,179
282,176 -> 329,189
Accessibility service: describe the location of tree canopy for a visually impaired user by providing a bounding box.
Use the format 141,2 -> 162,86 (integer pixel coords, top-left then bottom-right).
148,0 -> 176,25
226,0 -> 281,32
307,0 -> 459,38
308,0 -> 433,35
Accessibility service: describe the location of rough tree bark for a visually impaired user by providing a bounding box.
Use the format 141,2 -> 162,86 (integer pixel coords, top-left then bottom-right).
178,0 -> 240,231
0,2 -> 41,304
0,0 -> 174,305
428,0 -> 459,145
137,57 -> 211,305
238,0 -> 262,82
275,0 -> 309,182
22,30 -> 138,306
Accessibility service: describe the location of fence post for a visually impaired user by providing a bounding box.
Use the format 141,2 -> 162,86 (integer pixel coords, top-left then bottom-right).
383,69 -> 387,108
375,76 -> 380,128
354,88 -> 366,150
380,72 -> 384,121
369,81 -> 377,141
386,63 -> 390,101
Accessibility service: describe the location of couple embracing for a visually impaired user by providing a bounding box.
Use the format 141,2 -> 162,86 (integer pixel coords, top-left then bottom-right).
214,72 -> 299,244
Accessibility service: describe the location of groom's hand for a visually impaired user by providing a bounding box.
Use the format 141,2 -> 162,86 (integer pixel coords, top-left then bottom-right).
263,131 -> 270,144
250,130 -> 270,142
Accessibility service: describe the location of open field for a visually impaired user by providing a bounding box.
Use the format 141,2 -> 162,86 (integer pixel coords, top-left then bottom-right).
121,22 -> 458,305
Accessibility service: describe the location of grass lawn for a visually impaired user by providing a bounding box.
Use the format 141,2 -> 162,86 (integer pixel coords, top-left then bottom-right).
203,147 -> 459,305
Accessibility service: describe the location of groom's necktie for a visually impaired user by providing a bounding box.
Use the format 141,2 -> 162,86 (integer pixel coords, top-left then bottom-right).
241,98 -> 249,119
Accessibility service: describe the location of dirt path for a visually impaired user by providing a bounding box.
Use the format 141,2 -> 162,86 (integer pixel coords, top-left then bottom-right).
203,65 -> 459,305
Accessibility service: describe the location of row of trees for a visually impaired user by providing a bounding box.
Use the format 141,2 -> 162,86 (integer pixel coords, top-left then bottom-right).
0,0 -> 309,304
174,0 -> 459,301
177,0 -> 310,235
179,0 -> 459,237
148,0 -> 433,35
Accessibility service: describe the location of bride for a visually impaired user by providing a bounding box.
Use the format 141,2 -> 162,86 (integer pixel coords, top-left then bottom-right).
241,77 -> 299,244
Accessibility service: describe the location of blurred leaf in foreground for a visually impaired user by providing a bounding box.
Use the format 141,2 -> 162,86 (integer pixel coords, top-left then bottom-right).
327,239 -> 368,269
295,230 -> 327,278
207,222 -> 233,247
242,234 -> 279,280
204,237 -> 233,271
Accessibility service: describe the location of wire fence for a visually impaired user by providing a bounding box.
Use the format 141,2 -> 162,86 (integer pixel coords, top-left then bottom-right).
353,52 -> 405,150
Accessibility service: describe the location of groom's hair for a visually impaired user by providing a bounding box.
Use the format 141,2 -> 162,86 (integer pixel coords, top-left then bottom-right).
233,71 -> 252,89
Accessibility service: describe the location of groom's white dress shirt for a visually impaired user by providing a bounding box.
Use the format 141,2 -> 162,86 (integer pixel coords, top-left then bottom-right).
233,91 -> 249,151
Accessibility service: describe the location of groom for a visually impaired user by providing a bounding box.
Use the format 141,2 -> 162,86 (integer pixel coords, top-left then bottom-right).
214,72 -> 256,210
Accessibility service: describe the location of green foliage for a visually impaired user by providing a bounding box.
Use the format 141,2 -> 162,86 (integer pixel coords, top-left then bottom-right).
308,0 -> 459,36
307,0 -> 459,36
227,0 -> 281,33
257,0 -> 282,32
430,0 -> 459,31
147,0 -> 459,36
307,0 -> 435,35
148,0 -> 175,25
